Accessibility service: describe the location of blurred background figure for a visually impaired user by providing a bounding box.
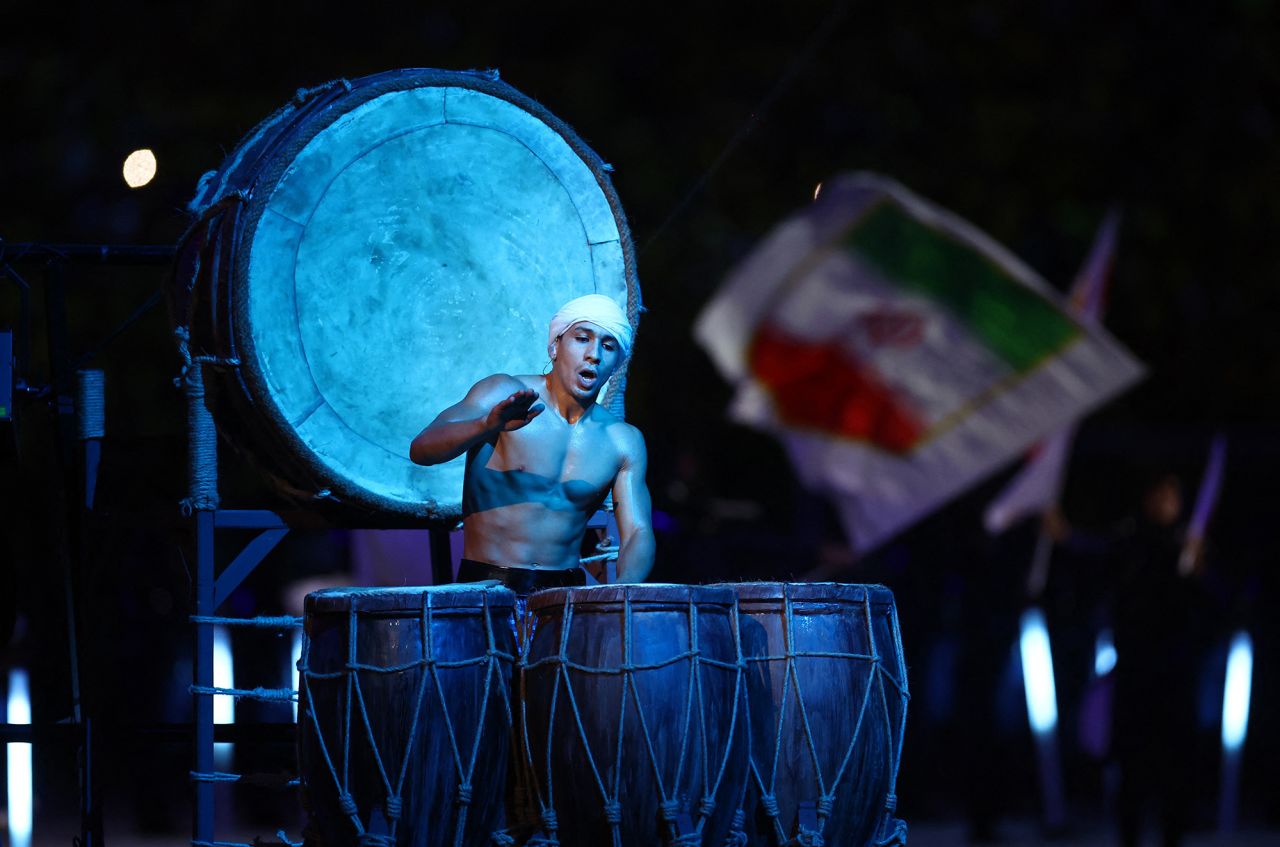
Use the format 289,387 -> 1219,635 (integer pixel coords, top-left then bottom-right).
1108,473 -> 1208,847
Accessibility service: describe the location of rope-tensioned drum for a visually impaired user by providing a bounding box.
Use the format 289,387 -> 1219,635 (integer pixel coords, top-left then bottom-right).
297,585 -> 520,847
170,68 -> 641,522
710,582 -> 910,847
519,584 -> 748,847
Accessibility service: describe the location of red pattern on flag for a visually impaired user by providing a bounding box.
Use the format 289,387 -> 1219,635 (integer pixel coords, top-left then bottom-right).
748,324 -> 927,454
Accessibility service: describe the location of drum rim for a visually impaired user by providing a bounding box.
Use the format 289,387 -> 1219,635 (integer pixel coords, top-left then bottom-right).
708,580 -> 897,605
304,582 -> 517,613
525,582 -> 737,612
225,68 -> 642,522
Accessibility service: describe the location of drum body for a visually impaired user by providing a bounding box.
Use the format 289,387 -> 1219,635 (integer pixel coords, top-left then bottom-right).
172,68 -> 640,521
714,582 -> 908,847
520,584 -> 748,846
298,585 -> 518,847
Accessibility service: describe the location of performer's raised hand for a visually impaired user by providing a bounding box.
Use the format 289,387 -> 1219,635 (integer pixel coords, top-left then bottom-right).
487,388 -> 544,432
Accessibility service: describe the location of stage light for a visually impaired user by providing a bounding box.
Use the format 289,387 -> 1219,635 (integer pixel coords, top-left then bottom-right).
1019,607 -> 1059,735
1094,628 -> 1116,677
1221,630 -> 1253,752
7,668 -> 33,847
214,627 -> 234,768
291,630 -> 303,722
122,148 -> 157,188
213,626 -> 234,725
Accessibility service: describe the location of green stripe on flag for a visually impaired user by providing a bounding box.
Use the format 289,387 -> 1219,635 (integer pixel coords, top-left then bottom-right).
845,203 -> 1079,371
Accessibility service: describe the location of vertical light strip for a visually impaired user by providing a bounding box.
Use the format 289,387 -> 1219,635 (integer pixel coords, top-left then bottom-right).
213,627 -> 235,724
1019,607 -> 1059,735
213,627 -> 234,769
1221,630 -> 1253,752
7,668 -> 33,847
291,630 -> 303,722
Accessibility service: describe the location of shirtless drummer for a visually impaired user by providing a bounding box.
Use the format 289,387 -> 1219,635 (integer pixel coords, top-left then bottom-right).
409,294 -> 655,592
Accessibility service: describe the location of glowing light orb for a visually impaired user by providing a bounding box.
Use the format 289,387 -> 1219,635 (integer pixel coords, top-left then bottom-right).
1222,630 -> 1253,752
1094,628 -> 1117,677
122,148 -> 157,188
7,668 -> 33,847
1019,607 -> 1059,735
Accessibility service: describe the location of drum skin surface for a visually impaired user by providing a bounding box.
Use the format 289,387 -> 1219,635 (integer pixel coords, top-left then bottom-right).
713,582 -> 909,847
520,584 -> 748,846
174,69 -> 640,521
298,585 -> 519,847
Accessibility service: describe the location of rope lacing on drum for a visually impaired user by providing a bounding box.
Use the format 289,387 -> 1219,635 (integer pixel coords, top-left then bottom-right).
872,793 -> 908,846
488,832 -> 517,847
523,807 -> 560,846
299,587 -> 518,846
723,810 -> 748,846
518,586 -> 746,846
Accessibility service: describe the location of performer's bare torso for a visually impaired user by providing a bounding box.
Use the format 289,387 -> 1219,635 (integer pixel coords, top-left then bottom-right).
462,374 -> 626,570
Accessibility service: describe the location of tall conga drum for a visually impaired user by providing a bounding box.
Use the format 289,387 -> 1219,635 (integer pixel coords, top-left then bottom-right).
171,68 -> 640,521
712,582 -> 909,847
298,585 -> 519,846
520,584 -> 748,846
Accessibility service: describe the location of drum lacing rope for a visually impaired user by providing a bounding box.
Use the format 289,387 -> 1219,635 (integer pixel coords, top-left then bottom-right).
190,830 -> 301,847
292,78 -> 352,108
76,369 -> 105,440
298,588 -> 517,847
741,586 -> 892,846
189,770 -> 300,789
873,793 -> 909,846
175,326 -> 220,513
190,684 -> 295,703
190,615 -> 302,629
520,586 -> 746,847
188,615 -> 304,735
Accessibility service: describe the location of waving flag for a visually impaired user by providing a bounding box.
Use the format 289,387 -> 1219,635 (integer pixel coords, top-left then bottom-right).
983,210 -> 1121,535
695,174 -> 1144,552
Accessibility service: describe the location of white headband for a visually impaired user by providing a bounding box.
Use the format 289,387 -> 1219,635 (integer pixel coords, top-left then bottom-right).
547,294 -> 633,358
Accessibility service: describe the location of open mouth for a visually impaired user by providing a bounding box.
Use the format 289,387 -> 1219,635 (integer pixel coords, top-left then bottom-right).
577,368 -> 597,388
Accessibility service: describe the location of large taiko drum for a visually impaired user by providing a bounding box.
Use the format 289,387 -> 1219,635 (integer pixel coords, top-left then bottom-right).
520,584 -> 749,846
713,582 -> 909,847
298,585 -> 519,847
172,68 -> 640,521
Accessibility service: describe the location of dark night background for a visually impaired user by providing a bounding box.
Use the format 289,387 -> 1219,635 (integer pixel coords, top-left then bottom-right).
2,1 -> 1278,842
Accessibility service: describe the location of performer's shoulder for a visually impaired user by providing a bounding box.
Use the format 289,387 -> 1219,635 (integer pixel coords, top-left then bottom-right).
468,373 -> 532,396
598,412 -> 646,455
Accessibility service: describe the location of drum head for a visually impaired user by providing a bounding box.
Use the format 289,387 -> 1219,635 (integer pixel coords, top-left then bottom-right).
209,70 -> 638,520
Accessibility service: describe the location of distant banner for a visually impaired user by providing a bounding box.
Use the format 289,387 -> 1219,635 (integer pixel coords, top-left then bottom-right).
696,173 -> 1144,552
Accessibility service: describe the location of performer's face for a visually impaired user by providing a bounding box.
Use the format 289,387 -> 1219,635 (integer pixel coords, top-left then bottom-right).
551,321 -> 622,400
